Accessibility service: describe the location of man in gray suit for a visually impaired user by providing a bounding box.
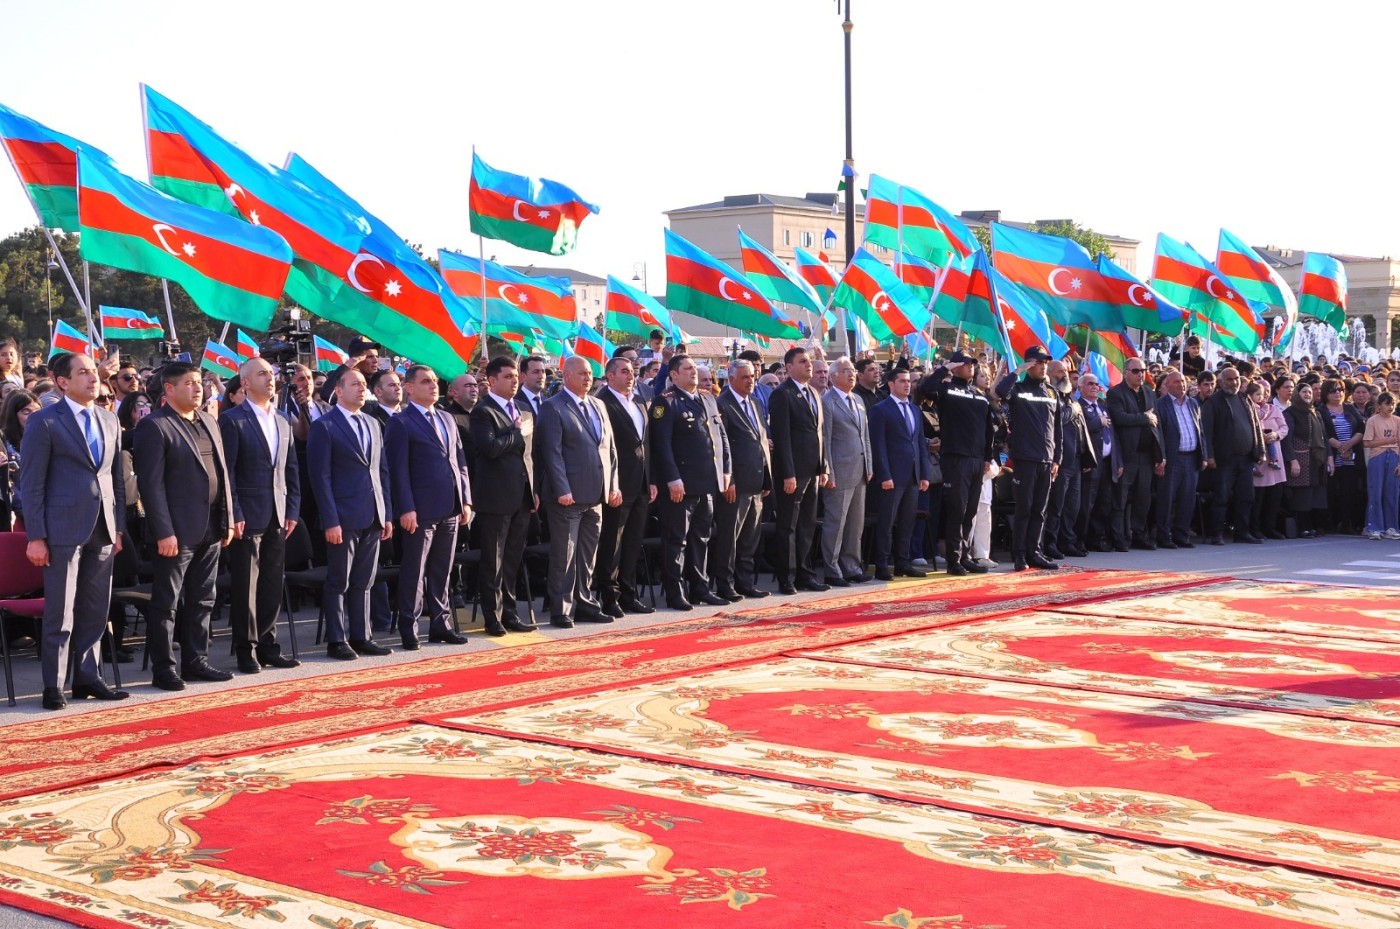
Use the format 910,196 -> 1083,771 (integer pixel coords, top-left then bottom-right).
133,362 -> 236,691
20,352 -> 127,709
537,356 -> 621,627
820,357 -> 873,586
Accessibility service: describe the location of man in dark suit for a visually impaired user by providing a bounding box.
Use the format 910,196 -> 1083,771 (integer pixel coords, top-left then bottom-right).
537,356 -> 621,627
649,354 -> 731,610
287,363 -> 332,535
1075,372 -> 1115,551
19,352 -> 127,709
714,359 -> 771,601
1105,358 -> 1163,551
870,366 -> 933,580
1044,360 -> 1094,559
132,362 -> 236,690
1200,364 -> 1266,545
1154,369 -> 1206,548
307,369 -> 394,658
220,357 -> 301,675
768,346 -> 828,594
596,356 -> 656,616
470,356 -> 538,636
363,369 -> 402,428
386,364 -> 472,650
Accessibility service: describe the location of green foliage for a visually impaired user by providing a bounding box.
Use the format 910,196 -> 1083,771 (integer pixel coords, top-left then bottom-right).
1027,220 -> 1116,261
972,225 -> 992,254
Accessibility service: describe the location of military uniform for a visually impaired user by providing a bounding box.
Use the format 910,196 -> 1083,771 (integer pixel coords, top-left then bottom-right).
648,387 -> 731,604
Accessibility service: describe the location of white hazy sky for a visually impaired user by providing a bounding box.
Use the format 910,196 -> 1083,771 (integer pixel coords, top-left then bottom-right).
1,0 -> 1396,301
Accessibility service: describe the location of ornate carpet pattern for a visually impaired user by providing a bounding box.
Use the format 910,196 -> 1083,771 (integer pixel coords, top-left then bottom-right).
803,612 -> 1400,725
1052,580 -> 1400,644
2,725 -> 1397,929
445,657 -> 1400,887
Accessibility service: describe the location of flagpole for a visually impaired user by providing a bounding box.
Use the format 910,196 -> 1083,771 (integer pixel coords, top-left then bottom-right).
38,226 -> 97,348
81,258 -> 104,348
160,279 -> 179,346
218,321 -> 231,345
477,235 -> 490,363
986,228 -> 1015,367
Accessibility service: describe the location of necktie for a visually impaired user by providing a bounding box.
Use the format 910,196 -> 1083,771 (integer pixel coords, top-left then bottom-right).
428,409 -> 448,448
744,397 -> 759,433
508,399 -> 519,424
847,394 -> 857,418
353,414 -> 369,457
803,387 -> 816,418
82,409 -> 100,464
580,401 -> 599,441
902,401 -> 915,437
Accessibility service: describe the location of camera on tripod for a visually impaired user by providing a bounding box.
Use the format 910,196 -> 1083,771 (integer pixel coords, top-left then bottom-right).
156,340 -> 182,361
258,307 -> 314,364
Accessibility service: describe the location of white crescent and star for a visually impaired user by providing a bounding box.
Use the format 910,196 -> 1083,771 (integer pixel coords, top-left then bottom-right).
717,277 -> 741,301
872,289 -> 892,312
152,224 -> 183,257
347,252 -> 385,293
499,283 -> 529,306
1127,283 -> 1152,306
1205,275 -> 1230,299
1047,267 -> 1073,296
511,200 -> 528,222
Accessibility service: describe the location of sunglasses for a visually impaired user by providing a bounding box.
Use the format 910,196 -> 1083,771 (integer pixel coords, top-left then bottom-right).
95,395 -> 114,404
1126,368 -> 1145,374
117,373 -> 138,382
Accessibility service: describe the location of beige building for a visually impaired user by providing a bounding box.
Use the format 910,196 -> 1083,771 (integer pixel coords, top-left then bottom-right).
1255,247 -> 1400,353
508,265 -> 607,327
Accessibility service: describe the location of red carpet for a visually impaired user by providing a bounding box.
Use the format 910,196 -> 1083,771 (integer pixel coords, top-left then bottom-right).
2,724 -> 1394,929
1055,579 -> 1400,643
0,568 -> 1180,800
805,611 -> 1400,725
445,656 -> 1400,887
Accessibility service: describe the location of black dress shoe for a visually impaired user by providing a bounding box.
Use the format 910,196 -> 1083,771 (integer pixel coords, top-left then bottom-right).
947,563 -> 968,576
183,663 -> 234,683
576,611 -> 615,623
1113,543 -> 1130,553
1236,533 -> 1264,544
152,673 -> 186,691
1174,537 -> 1196,548
258,653 -> 300,669
665,596 -> 694,611
895,565 -> 928,578
777,581 -> 798,595
620,598 -> 655,614
73,680 -> 130,701
429,627 -> 469,644
400,633 -> 421,651
1210,534 -> 1226,546
42,687 -> 67,710
1131,538 -> 1157,551
1265,531 -> 1287,540
1064,546 -> 1088,557
735,586 -> 769,599
601,602 -> 626,618
843,574 -> 867,585
550,615 -> 575,628
1043,546 -> 1065,560
1013,560 -> 1028,572
962,560 -> 989,574
794,579 -> 830,593
691,590 -> 730,606
824,576 -> 852,588
350,639 -> 392,656
503,616 -> 538,632
483,619 -> 508,637
1156,538 -> 1178,550
327,642 -> 358,661
1027,554 -> 1060,570
715,588 -> 745,602
873,569 -> 894,582
236,654 -> 262,674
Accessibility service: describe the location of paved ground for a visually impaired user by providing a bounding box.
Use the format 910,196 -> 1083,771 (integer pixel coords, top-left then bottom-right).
1,533 -> 1395,928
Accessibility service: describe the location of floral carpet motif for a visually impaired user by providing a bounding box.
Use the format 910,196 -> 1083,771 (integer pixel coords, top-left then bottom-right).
803,612 -> 1400,724
1,725 -> 1396,929
447,657 -> 1400,887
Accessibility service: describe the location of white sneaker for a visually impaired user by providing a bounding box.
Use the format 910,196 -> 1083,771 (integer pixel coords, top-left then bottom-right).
1366,530 -> 1384,540
1386,529 -> 1400,540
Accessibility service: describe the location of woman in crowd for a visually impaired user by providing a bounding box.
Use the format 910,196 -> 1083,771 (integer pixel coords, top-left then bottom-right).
1284,380 -> 1332,538
1362,391 -> 1400,540
0,388 -> 41,645
1248,379 -> 1288,539
1319,377 -> 1365,534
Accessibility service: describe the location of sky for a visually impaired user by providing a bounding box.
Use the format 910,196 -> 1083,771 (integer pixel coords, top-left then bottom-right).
1,0 -> 1396,310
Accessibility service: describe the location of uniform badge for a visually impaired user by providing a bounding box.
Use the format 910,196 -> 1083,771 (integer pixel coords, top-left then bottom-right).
652,405 -> 665,419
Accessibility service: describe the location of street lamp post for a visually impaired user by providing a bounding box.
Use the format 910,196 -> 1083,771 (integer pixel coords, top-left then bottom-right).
631,262 -> 647,295
840,0 -> 857,357
45,250 -> 58,348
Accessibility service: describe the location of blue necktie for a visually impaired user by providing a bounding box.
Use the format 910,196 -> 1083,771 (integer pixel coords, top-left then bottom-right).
82,409 -> 101,464
354,414 -> 369,457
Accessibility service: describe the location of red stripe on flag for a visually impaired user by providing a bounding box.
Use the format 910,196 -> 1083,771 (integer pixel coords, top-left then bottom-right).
2,138 -> 75,186
79,187 -> 288,299
994,252 -> 1108,303
1301,274 -> 1344,304
147,130 -> 223,186
1217,250 -> 1273,284
893,261 -> 940,289
53,333 -> 90,354
740,246 -> 788,281
607,290 -> 661,327
440,266 -> 573,322
103,317 -> 160,331
666,254 -> 771,312
342,258 -> 476,363
844,263 -> 916,335
867,197 -> 937,233
1153,256 -> 1211,289
469,180 -> 591,228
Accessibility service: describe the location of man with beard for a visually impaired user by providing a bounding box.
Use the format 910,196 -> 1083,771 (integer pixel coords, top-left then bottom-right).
1043,359 -> 1093,558
1200,365 -> 1266,544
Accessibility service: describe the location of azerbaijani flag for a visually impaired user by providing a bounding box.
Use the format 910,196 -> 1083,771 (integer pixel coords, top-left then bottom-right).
737,227 -> 823,314
1152,233 -> 1262,352
469,152 -> 598,256
1094,254 -> 1184,333
142,86 -> 369,323
831,247 -> 929,341
930,251 -> 1002,348
570,320 -> 613,376
313,334 -> 348,373
891,251 -> 945,306
438,249 -> 577,340
794,246 -> 839,304
201,339 -> 241,378
987,266 -> 1070,365
285,153 -> 479,376
1297,252 -> 1348,332
77,150 -> 293,332
664,229 -> 801,339
990,222 -> 1125,332
1216,229 -> 1293,309
234,329 -> 259,361
0,102 -> 114,231
864,175 -> 978,265
99,305 -> 163,340
49,319 -> 92,358
605,274 -> 674,340
1066,324 -> 1137,385
1084,351 -> 1116,388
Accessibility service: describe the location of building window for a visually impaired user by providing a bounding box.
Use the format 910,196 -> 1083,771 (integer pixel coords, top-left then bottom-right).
800,231 -> 815,248
782,229 -> 791,246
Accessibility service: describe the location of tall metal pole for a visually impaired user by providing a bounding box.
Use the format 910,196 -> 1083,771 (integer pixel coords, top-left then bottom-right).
842,0 -> 857,357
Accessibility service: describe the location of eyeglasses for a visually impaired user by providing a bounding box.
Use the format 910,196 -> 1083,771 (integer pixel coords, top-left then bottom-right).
1126,368 -> 1145,374
95,395 -> 114,405
117,373 -> 138,382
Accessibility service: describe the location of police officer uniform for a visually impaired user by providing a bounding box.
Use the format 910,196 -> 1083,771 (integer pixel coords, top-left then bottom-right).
994,345 -> 1063,571
935,352 -> 996,574
648,386 -> 731,608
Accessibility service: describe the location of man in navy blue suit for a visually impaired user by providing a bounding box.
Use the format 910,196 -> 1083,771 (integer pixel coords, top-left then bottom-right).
1154,368 -> 1205,548
386,365 -> 473,650
870,366 -> 932,580
220,357 -> 301,674
307,368 -> 394,660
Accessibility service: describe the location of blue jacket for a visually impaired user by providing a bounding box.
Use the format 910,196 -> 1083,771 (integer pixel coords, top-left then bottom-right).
307,409 -> 391,532
870,396 -> 931,486
386,403 -> 472,523
219,401 -> 300,531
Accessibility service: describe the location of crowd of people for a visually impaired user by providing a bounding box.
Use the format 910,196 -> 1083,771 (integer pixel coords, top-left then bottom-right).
3,328 -> 1400,711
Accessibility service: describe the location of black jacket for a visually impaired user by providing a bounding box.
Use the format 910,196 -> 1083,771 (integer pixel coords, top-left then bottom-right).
995,373 -> 1063,465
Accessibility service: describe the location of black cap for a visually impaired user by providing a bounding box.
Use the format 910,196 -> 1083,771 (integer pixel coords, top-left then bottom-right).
348,336 -> 381,356
948,349 -> 976,364
1023,345 -> 1054,362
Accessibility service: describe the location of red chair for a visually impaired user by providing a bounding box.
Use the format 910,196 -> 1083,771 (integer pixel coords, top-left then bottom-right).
0,531 -> 45,707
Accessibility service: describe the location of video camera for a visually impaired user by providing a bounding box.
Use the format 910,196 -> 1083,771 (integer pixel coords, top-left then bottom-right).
258,307 -> 314,364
